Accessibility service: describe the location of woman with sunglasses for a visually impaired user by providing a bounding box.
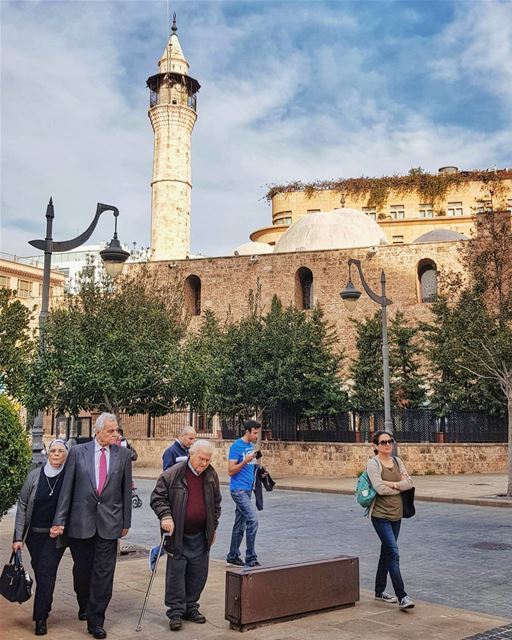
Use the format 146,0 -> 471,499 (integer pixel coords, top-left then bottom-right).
366,430 -> 415,610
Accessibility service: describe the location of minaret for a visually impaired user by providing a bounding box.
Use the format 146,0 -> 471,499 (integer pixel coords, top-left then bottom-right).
147,15 -> 200,261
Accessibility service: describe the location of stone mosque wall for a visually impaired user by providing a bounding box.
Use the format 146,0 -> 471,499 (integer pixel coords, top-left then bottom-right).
151,240 -> 462,359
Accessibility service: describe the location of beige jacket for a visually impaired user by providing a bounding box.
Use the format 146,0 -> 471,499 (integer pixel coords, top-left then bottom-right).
365,456 -> 413,519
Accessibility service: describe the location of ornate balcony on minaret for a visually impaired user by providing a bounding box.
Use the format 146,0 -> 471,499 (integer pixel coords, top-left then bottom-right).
146,14 -> 200,111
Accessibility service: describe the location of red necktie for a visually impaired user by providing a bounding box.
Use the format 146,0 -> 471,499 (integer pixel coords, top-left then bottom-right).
98,447 -> 107,495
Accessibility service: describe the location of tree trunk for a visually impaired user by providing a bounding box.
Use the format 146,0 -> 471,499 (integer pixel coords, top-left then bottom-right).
508,389 -> 512,497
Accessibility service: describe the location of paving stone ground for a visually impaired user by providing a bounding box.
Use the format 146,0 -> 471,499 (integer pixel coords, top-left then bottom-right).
130,480 -> 512,619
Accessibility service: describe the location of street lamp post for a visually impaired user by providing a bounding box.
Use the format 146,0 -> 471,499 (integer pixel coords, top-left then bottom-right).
28,199 -> 130,464
340,258 -> 394,434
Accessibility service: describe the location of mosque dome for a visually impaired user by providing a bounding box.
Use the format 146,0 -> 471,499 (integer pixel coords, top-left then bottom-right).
233,241 -> 273,256
273,208 -> 387,254
413,229 -> 468,244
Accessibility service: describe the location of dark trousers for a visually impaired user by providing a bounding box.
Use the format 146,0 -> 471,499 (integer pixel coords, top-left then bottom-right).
371,517 -> 407,601
165,531 -> 209,619
69,534 -> 118,628
26,530 -> 65,621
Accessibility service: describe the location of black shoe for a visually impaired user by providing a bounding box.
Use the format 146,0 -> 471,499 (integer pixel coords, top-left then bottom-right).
169,616 -> 182,631
35,620 -> 47,636
78,609 -> 88,621
226,557 -> 245,567
245,561 -> 262,568
88,627 -> 107,639
184,610 -> 206,624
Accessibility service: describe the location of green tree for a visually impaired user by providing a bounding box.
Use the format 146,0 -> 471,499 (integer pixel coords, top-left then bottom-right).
350,310 -> 427,411
423,209 -> 512,495
349,311 -> 383,411
190,295 -> 348,419
0,288 -> 35,400
389,311 -> 427,409
422,297 -> 505,415
27,265 -> 185,418
0,395 -> 31,519
177,310 -> 226,415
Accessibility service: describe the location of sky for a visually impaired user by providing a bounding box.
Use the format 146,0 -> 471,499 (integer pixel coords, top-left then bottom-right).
1,0 -> 511,259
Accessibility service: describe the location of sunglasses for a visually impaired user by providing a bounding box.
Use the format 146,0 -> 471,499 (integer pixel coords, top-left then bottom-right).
378,439 -> 394,445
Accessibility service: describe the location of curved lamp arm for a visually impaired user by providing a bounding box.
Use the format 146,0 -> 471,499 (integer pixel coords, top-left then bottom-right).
348,258 -> 392,306
29,203 -> 119,254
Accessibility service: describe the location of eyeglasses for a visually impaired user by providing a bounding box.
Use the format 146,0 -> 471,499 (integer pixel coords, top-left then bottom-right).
378,439 -> 394,446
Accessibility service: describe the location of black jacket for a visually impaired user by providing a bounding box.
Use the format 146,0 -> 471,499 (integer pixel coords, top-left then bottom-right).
150,461 -> 221,556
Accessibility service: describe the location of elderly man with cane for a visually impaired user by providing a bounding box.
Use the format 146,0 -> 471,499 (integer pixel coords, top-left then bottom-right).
150,439 -> 221,632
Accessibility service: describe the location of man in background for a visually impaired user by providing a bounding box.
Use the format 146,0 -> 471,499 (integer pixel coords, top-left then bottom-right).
226,420 -> 261,568
162,426 -> 196,471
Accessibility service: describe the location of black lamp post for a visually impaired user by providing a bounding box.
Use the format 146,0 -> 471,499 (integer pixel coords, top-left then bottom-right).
340,258 -> 394,434
28,199 -> 130,464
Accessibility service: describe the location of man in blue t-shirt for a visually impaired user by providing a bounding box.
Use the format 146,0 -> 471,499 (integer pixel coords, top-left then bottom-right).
226,420 -> 261,568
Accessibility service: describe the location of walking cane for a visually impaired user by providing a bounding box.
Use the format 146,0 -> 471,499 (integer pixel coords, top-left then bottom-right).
135,532 -> 169,632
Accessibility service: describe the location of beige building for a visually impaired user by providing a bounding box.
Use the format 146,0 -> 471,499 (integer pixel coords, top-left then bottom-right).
250,168 -> 512,246
0,255 -> 66,326
148,16 -> 200,262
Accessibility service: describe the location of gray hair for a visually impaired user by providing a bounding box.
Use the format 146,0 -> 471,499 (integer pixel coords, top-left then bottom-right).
94,412 -> 118,433
190,439 -> 213,455
180,426 -> 196,437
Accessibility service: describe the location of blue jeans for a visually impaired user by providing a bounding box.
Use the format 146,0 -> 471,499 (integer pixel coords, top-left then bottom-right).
371,517 -> 407,601
227,489 -> 258,565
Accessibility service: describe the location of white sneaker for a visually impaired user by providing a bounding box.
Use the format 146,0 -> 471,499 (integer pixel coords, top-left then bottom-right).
399,596 -> 415,610
375,591 -> 398,603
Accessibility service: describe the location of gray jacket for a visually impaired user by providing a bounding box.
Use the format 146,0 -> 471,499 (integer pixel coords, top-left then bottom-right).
13,467 -> 41,542
53,440 -> 132,540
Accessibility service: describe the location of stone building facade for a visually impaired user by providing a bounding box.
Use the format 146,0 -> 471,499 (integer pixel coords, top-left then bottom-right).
151,238 -> 462,360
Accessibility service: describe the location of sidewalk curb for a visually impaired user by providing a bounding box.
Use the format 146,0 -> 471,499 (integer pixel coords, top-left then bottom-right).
134,472 -> 512,509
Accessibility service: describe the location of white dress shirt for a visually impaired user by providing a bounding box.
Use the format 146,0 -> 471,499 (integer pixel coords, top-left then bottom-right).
94,439 -> 111,489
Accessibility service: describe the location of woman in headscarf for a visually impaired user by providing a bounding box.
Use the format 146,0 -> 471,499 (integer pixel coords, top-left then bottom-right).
12,439 -> 69,636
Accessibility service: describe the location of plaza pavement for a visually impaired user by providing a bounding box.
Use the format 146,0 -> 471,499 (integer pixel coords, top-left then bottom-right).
135,467 -> 512,508
0,512 -> 510,640
2,471 -> 511,640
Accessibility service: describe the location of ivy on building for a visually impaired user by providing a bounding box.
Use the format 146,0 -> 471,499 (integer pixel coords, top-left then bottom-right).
264,168 -> 512,214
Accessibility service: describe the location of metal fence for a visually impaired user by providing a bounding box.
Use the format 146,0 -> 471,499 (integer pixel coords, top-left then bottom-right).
219,408 -> 507,444
53,408 -> 508,444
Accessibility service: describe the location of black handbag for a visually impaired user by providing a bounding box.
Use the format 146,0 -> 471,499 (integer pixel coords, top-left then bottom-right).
401,487 -> 416,519
0,550 -> 33,604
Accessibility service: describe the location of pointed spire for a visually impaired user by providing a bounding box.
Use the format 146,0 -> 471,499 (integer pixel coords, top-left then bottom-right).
46,197 -> 54,219
158,11 -> 188,74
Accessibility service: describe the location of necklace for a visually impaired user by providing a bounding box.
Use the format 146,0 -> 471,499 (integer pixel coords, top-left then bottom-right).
45,472 -> 62,496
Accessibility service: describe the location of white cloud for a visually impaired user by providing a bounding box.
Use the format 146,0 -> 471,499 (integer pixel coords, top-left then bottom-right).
430,0 -> 512,108
1,1 -> 511,261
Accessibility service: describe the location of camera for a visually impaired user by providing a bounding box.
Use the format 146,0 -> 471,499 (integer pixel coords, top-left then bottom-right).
255,450 -> 262,459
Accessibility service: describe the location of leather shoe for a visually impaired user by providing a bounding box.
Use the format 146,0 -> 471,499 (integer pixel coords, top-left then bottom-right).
184,610 -> 206,624
35,619 -> 47,635
78,609 -> 88,621
88,627 -> 107,639
169,616 -> 182,631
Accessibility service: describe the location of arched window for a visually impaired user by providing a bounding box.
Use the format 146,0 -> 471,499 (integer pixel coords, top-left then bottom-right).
184,275 -> 201,316
295,267 -> 313,310
417,260 -> 437,303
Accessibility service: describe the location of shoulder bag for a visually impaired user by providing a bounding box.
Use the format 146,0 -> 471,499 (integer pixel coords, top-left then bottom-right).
0,550 -> 33,604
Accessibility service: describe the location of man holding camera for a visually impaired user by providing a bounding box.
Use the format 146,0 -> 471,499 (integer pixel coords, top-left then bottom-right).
226,420 -> 262,568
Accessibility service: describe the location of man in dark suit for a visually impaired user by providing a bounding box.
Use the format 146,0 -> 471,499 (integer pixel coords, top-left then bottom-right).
51,413 -> 132,639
